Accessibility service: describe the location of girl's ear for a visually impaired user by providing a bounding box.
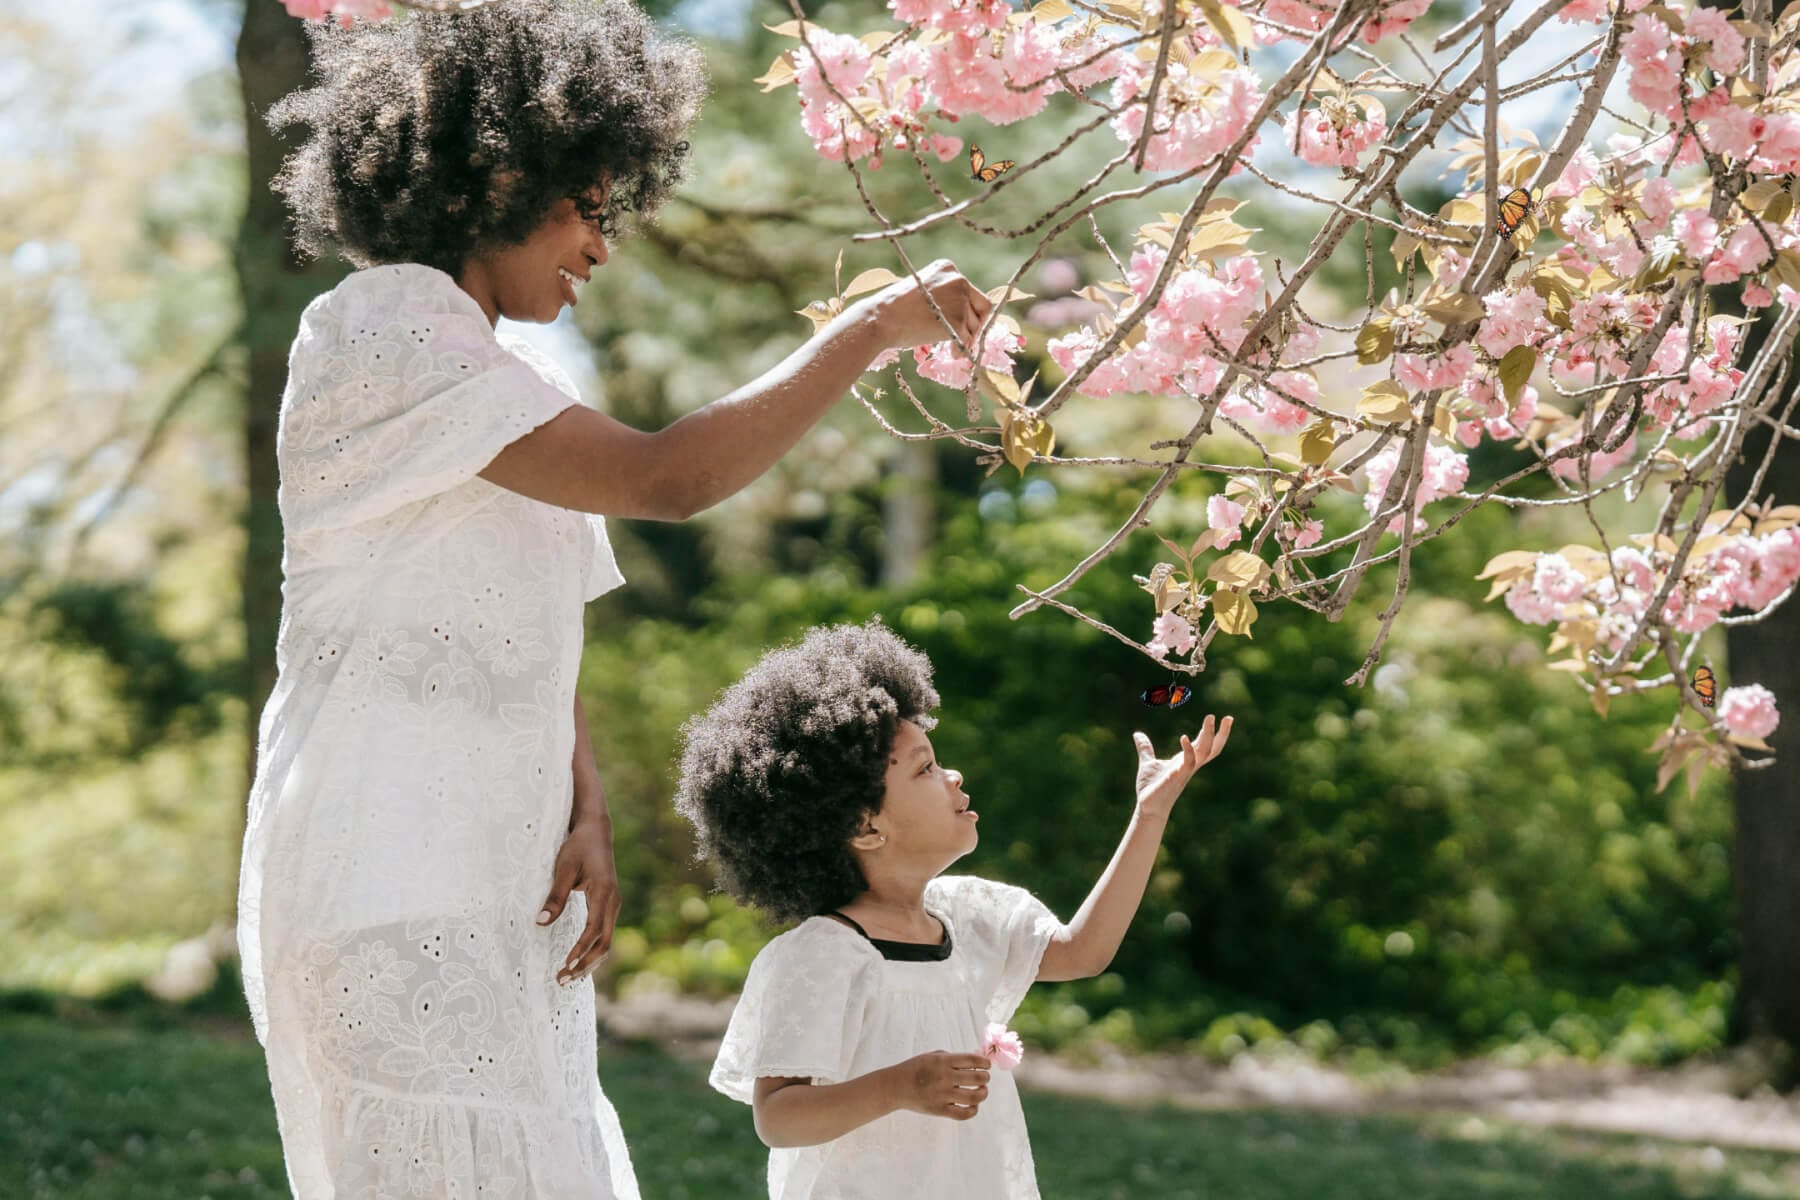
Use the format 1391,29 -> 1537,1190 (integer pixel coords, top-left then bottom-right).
848,821 -> 887,853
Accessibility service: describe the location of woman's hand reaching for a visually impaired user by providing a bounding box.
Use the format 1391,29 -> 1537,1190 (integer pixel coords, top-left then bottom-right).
864,258 -> 996,351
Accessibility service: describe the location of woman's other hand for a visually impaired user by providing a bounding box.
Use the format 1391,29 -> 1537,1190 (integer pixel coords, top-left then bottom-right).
539,815 -> 622,985
865,259 -> 995,351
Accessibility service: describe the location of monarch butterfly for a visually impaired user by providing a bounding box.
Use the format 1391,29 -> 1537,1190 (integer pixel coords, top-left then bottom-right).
970,144 -> 1015,184
1495,186 -> 1537,237
1141,682 -> 1192,709
1692,664 -> 1717,708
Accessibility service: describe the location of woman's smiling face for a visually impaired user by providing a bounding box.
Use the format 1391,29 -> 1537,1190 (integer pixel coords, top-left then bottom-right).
458,181 -> 611,325
871,719 -> 979,866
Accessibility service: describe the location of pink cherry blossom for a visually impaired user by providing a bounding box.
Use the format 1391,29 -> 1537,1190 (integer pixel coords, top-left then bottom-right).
913,327 -> 1025,390
1718,683 -> 1780,740
1533,553 -> 1588,605
1148,612 -> 1196,659
1685,6 -> 1746,76
983,1023 -> 1025,1070
1362,443 -> 1470,535
1207,495 -> 1247,548
1505,577 -> 1565,625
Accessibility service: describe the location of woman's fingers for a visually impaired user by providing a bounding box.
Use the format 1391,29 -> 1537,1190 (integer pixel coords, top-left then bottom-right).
559,891 -> 614,982
538,862 -> 576,927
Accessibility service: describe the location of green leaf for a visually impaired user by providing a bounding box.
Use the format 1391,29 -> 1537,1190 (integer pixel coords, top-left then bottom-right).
1498,345 -> 1537,404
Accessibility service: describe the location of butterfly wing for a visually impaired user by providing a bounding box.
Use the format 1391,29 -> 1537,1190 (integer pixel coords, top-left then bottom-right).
1693,665 -> 1717,707
1495,187 -> 1532,236
1141,684 -> 1170,707
969,144 -> 986,180
1168,685 -> 1192,709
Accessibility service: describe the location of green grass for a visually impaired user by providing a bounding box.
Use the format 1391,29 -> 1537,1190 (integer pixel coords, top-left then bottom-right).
3,1011 -> 1798,1199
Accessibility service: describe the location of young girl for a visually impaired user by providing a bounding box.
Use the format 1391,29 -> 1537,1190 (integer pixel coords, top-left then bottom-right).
673,620 -> 1233,1198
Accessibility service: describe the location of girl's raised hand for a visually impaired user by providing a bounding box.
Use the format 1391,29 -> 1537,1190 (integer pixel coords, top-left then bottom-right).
1132,714 -> 1233,819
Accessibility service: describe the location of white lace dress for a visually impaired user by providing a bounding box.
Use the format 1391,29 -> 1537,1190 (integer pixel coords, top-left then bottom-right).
711,874 -> 1060,1199
237,263 -> 638,1199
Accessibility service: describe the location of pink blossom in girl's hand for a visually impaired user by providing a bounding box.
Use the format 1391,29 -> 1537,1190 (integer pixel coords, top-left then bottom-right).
1148,612 -> 1195,660
983,1023 -> 1025,1070
1207,495 -> 1247,547
1719,684 -> 1781,740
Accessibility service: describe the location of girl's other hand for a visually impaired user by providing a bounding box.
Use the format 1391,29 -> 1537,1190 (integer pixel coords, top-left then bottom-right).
1133,714 -> 1233,820
888,1051 -> 991,1121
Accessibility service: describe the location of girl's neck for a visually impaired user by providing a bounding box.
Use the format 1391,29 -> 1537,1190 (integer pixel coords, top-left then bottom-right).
840,885 -> 938,941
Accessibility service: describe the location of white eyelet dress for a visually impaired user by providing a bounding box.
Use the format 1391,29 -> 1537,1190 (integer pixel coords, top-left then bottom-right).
237,263 -> 637,1199
710,874 -> 1060,1199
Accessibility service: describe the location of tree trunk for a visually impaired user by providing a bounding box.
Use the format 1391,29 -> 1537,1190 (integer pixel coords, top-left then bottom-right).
234,2 -> 346,831
881,440 -> 938,589
1725,366 -> 1800,1068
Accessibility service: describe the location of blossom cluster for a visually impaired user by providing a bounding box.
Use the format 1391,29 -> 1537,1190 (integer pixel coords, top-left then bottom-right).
280,0 -> 390,25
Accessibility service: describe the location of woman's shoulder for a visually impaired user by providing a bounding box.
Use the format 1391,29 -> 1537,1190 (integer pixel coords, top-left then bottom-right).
298,262 -> 489,345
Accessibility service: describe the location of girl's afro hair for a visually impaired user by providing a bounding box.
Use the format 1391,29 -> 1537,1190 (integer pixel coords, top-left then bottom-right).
673,620 -> 940,925
267,0 -> 708,272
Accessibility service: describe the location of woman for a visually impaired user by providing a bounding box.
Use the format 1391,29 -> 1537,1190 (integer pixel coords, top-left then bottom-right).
238,2 -> 994,1196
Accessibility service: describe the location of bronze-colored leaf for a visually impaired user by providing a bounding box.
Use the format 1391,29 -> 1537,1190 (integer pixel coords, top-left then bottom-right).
1213,588 -> 1258,637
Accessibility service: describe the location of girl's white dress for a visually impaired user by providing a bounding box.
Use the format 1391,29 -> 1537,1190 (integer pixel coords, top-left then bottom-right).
711,874 -> 1060,1199
237,263 -> 639,1199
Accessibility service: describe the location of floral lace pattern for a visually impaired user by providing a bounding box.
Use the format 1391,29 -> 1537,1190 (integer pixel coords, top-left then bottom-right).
711,874 -> 1060,1199
238,264 -> 634,1199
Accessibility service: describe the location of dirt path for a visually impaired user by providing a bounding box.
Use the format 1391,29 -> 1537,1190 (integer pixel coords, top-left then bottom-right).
597,992 -> 1800,1153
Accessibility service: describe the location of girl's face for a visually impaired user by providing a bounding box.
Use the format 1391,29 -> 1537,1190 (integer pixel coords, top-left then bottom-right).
461,182 -> 611,324
868,719 -> 979,868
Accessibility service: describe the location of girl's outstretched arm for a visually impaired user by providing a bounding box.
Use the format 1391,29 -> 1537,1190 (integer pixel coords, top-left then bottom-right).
751,1052 -> 991,1147
1037,715 -> 1234,982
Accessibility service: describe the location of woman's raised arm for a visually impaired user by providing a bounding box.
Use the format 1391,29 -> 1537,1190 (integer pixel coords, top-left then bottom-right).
478,261 -> 991,521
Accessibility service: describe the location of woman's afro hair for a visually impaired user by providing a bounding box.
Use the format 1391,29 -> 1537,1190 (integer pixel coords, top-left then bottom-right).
673,620 -> 940,926
267,0 -> 708,272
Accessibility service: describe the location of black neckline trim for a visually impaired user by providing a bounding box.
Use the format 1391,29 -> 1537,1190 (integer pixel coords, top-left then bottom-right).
827,910 -> 954,962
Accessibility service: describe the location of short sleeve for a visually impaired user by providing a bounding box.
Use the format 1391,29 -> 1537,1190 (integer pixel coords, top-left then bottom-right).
709,923 -> 877,1104
277,264 -> 580,535
928,875 -> 1061,1026
494,332 -> 628,603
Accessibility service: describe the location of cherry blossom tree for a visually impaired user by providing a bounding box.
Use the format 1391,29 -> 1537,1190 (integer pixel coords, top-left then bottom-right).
746,0 -> 1799,789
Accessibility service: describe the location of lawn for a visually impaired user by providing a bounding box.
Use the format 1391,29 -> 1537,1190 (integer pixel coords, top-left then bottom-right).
3,1011 -> 1798,1199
